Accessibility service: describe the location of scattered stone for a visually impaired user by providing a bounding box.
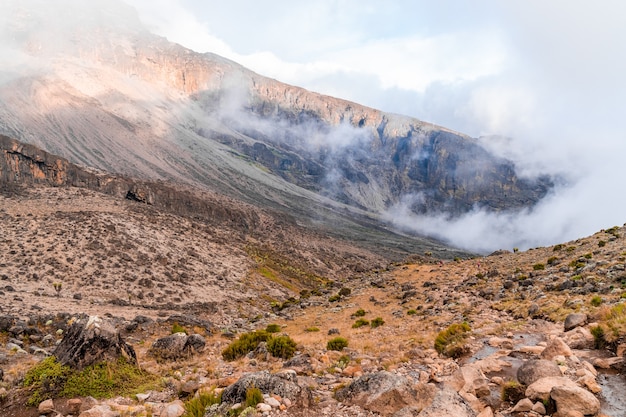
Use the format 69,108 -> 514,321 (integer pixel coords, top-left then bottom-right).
53,316 -> 136,369
417,387 -> 476,417
78,404 -> 118,417
517,359 -> 562,385
159,400 -> 185,417
532,401 -> 547,415
148,333 -> 206,360
511,398 -> 533,413
540,337 -> 572,360
564,313 -> 587,331
525,376 -> 579,402
562,327 -> 594,349
68,398 -> 82,414
257,403 -> 272,412
38,398 -> 55,414
550,385 -> 600,416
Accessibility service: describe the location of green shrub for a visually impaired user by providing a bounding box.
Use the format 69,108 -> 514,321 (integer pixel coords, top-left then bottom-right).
407,309 -> 417,316
354,309 -> 366,317
591,295 -> 603,307
24,357 -> 157,407
171,322 -> 187,334
570,260 -> 585,269
501,380 -> 525,403
598,240 -> 607,247
434,322 -> 471,358
590,325 -> 606,349
265,324 -> 281,333
370,317 -> 385,328
222,330 -> 271,361
328,294 -> 340,302
553,244 -> 565,251
352,318 -> 369,328
183,389 -> 221,417
338,287 -> 352,297
244,387 -> 263,408
267,335 -> 297,359
584,253 -> 593,259
533,263 -> 545,271
304,326 -> 320,332
547,256 -> 558,265
327,337 -> 349,351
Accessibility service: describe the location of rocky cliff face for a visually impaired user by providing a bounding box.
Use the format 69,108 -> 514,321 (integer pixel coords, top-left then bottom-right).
0,0 -> 552,225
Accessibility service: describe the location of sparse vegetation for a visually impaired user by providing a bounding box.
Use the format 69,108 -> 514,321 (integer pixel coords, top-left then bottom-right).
266,335 -> 297,359
304,326 -> 320,332
547,256 -> 558,265
553,244 -> 565,251
407,309 -> 417,315
370,317 -> 385,328
327,337 -> 349,351
353,308 -> 366,317
352,318 -> 369,328
244,387 -> 263,409
590,295 -> 603,307
265,324 -> 281,333
501,380 -> 525,403
592,303 -> 626,346
171,322 -> 187,334
434,322 -> 471,358
533,263 -> 545,271
183,389 -> 221,417
24,356 -> 157,406
222,330 -> 271,361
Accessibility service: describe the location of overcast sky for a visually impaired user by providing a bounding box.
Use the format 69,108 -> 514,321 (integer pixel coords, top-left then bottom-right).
125,0 -> 625,251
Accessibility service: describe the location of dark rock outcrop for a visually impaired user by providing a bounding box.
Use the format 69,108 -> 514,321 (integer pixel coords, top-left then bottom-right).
148,333 -> 206,361
564,313 -> 587,331
221,370 -> 311,407
53,316 -> 137,369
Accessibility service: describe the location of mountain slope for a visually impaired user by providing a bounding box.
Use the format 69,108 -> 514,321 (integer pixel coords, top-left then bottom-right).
0,0 -> 552,232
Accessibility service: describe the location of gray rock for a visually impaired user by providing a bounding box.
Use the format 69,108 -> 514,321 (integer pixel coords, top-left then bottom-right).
517,359 -> 562,386
335,371 -> 436,416
417,386 -> 476,417
53,316 -> 137,369
564,313 -> 587,331
221,370 -> 311,407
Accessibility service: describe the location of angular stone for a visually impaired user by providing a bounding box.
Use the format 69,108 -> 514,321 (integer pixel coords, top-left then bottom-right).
551,385 -> 600,416
526,376 -> 578,402
564,313 -> 587,331
417,387 -> 476,417
540,337 -> 572,360
38,398 -> 54,414
511,398 -> 533,413
221,370 -> 311,407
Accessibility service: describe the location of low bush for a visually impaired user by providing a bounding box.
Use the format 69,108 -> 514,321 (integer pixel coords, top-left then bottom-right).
434,322 -> 471,358
267,335 -> 297,359
352,318 -> 369,328
370,317 -> 385,328
304,326 -> 320,332
327,337 -> 349,351
222,330 -> 271,361
244,387 -> 263,408
501,380 -> 525,403
24,356 -> 157,406
183,389 -> 221,417
265,324 -> 281,333
591,295 -> 603,307
533,263 -> 545,271
407,309 -> 417,315
338,287 -> 352,297
354,309 -> 366,317
547,256 -> 559,265
328,294 -> 340,302
171,322 -> 187,334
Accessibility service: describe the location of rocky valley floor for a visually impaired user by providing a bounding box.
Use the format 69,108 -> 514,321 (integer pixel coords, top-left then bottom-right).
1,186 -> 625,417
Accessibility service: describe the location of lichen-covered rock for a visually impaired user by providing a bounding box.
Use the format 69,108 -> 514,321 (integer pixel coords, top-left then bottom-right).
335,371 -> 436,416
221,370 -> 311,407
416,386 -> 476,417
148,333 -> 206,360
53,316 -> 136,369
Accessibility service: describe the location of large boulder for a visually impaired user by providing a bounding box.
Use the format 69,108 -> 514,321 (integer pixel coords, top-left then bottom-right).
551,385 -> 600,416
335,371 -> 436,416
525,376 -> 578,402
562,327 -> 595,350
517,359 -> 562,386
221,370 -> 311,407
53,316 -> 136,369
416,386 -> 477,417
148,333 -> 206,360
564,313 -> 587,331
